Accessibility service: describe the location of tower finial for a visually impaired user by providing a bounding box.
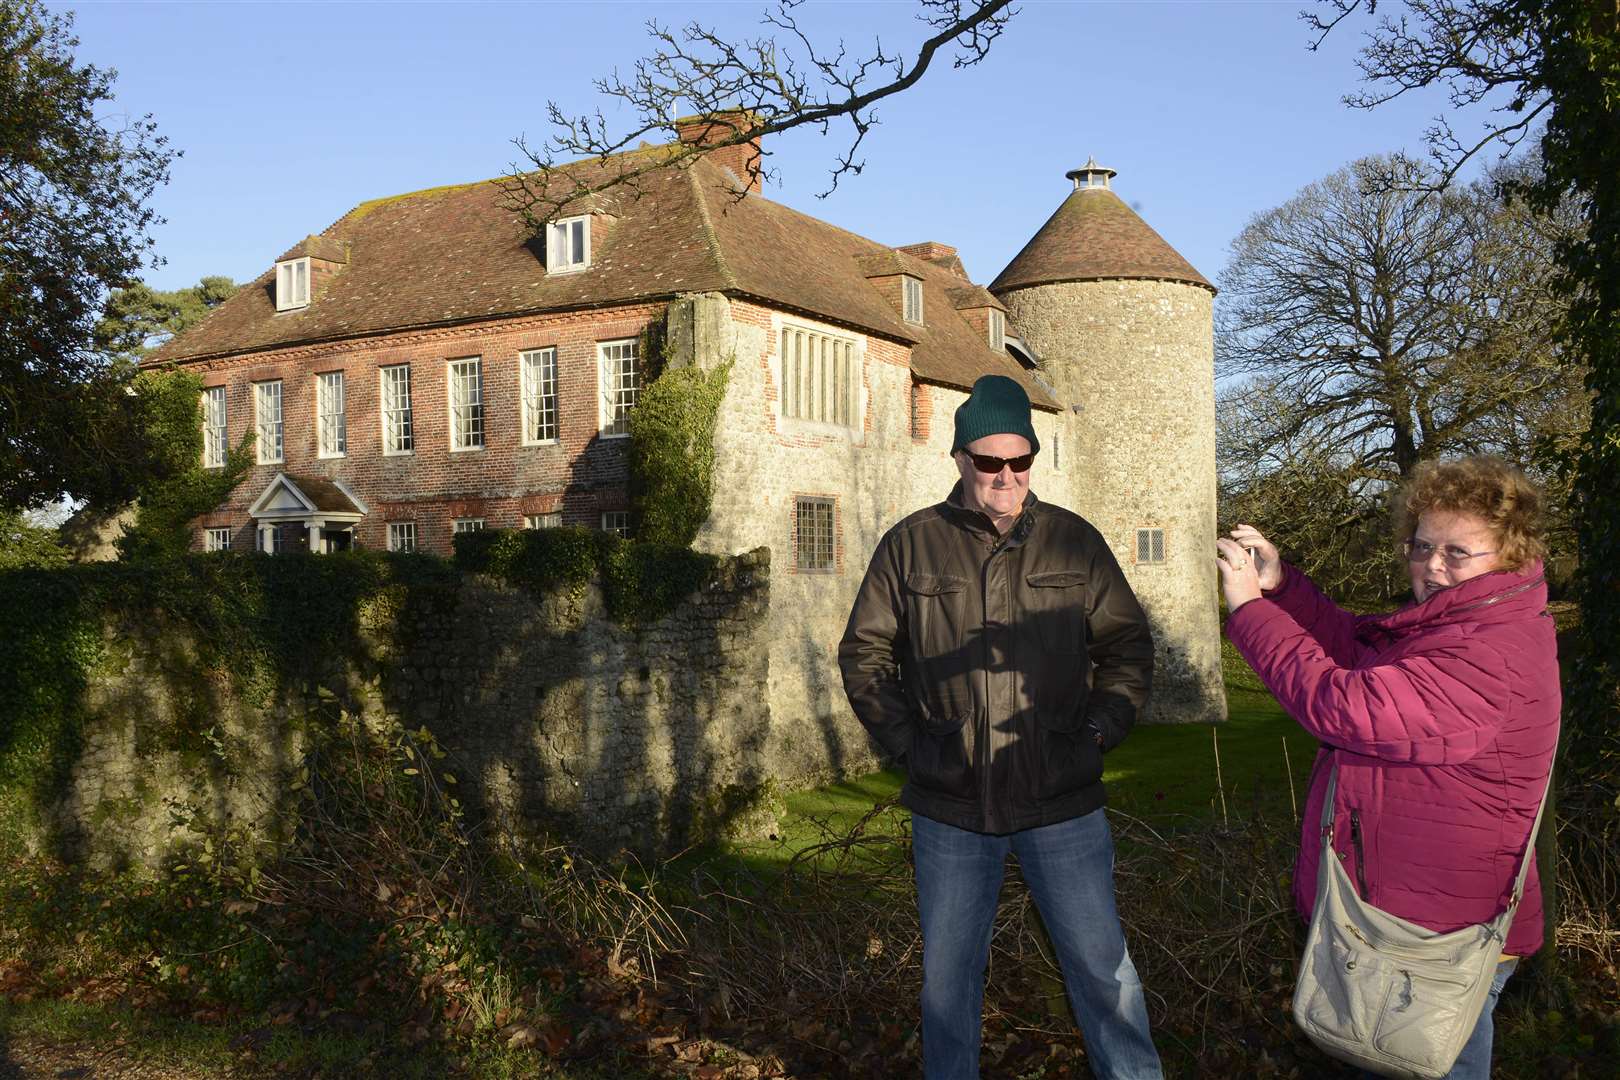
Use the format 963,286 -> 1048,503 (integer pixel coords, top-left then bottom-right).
1064,157 -> 1117,191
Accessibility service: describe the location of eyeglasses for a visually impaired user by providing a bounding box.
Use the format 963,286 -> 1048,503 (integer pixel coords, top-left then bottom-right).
1402,538 -> 1496,568
962,451 -> 1035,474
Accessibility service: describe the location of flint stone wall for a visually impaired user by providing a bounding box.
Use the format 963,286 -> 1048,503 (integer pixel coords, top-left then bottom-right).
44,550 -> 775,871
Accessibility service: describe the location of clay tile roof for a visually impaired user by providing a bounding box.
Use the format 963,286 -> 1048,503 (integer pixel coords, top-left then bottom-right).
945,285 -> 1004,311
288,473 -> 362,514
989,186 -> 1213,295
279,234 -> 350,264
147,148 -> 1055,409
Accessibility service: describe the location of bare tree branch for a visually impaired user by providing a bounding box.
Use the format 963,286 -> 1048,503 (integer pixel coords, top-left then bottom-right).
498,0 -> 1016,232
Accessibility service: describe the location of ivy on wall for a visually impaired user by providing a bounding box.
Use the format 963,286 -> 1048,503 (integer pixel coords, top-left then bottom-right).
627,354 -> 733,548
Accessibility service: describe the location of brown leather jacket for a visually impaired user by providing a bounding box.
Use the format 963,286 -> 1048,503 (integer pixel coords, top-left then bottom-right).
838,485 -> 1153,834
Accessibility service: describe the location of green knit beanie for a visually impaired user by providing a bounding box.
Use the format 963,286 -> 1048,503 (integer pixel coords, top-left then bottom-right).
952,375 -> 1040,454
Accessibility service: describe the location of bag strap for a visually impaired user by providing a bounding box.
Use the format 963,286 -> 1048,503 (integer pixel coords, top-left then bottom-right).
1318,758 -> 1553,912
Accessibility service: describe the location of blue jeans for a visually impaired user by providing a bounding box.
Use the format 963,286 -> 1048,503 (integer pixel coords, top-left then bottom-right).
1358,958 -> 1518,1080
911,809 -> 1163,1080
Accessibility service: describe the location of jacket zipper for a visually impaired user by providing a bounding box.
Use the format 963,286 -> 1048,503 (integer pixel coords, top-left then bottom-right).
1349,810 -> 1371,899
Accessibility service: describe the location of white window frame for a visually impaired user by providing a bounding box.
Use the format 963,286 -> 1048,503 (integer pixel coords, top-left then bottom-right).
380,364 -> 413,455
989,309 -> 1005,351
447,357 -> 484,451
452,518 -> 487,535
275,257 -> 311,311
902,275 -> 924,324
521,348 -> 559,445
794,496 -> 836,573
316,371 -> 347,458
254,380 -> 284,464
600,511 -> 632,537
387,522 -> 417,552
204,527 -> 233,552
524,513 -> 563,529
1135,527 -> 1166,565
202,386 -> 228,469
598,339 -> 639,438
778,324 -> 859,428
546,215 -> 591,273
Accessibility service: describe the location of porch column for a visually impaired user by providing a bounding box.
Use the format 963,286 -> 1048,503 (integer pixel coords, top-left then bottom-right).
258,524 -> 274,553
307,522 -> 322,554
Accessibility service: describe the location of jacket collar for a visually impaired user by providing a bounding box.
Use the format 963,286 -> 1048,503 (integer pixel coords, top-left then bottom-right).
943,482 -> 1039,544
1363,559 -> 1549,637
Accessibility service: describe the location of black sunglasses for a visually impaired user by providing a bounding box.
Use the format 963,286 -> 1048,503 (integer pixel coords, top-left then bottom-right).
963,451 -> 1035,474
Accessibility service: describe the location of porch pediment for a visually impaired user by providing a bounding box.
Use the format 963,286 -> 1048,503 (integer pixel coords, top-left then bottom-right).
247,472 -> 367,521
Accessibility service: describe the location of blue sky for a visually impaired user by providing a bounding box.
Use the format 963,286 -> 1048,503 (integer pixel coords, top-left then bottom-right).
60,1 -> 1490,297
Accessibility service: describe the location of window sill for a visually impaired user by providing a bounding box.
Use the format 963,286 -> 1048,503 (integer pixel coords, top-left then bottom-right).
318,452 -> 347,460
599,431 -> 630,440
382,449 -> 414,458
449,445 -> 486,453
521,439 -> 561,448
546,265 -> 589,276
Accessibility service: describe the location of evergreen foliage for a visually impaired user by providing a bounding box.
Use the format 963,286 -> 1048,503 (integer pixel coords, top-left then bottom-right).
627,359 -> 733,547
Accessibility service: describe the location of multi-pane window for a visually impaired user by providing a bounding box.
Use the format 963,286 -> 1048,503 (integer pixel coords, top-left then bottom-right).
254,380 -> 284,464
317,371 -> 346,457
387,522 -> 417,552
547,215 -> 590,271
448,358 -> 483,450
600,511 -> 632,537
202,386 -> 227,468
271,524 -> 301,554
275,258 -> 310,311
522,348 -> 559,444
780,326 -> 857,427
453,518 -> 486,534
1136,527 -> 1166,565
795,497 -> 836,572
989,309 -> 1005,351
598,340 -> 639,438
902,276 -> 924,324
204,527 -> 233,552
380,364 -> 413,454
524,513 -> 563,529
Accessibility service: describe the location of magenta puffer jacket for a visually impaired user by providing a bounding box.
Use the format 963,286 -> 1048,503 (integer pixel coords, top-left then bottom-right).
1225,560 -> 1559,956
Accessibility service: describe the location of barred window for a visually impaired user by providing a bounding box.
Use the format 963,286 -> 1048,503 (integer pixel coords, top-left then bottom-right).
522,348 -> 558,443
989,309 -> 1005,351
902,276 -> 923,324
598,340 -> 639,438
202,386 -> 227,468
448,357 -> 483,450
524,513 -> 562,529
317,371 -> 347,457
600,511 -> 632,537
387,522 -> 417,552
795,497 -> 835,572
779,326 -> 857,427
380,364 -> 413,454
204,527 -> 232,552
1136,527 -> 1166,564
254,380 -> 283,464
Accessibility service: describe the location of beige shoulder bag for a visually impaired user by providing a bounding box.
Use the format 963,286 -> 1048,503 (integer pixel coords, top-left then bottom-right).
1291,764 -> 1550,1079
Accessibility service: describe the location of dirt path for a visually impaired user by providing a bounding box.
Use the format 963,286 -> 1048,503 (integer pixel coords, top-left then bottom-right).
0,1036 -> 232,1080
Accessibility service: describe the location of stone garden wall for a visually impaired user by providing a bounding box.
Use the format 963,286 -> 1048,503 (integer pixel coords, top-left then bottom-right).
43,550 -> 776,870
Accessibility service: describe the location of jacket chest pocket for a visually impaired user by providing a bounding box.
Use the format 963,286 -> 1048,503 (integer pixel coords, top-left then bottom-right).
904,573 -> 972,712
1024,571 -> 1088,655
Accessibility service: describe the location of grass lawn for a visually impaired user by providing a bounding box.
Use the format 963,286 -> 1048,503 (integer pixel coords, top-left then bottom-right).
732,640 -> 1315,874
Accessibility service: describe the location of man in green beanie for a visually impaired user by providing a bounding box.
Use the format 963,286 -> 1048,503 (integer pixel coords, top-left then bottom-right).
838,374 -> 1162,1079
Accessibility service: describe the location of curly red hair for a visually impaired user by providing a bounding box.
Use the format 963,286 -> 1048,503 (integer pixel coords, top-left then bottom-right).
1396,456 -> 1547,571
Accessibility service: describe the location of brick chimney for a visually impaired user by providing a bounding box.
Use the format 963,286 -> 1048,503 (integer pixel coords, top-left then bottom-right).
674,109 -> 763,195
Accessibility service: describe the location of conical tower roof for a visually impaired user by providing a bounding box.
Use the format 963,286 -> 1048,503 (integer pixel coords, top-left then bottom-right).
990,160 -> 1213,294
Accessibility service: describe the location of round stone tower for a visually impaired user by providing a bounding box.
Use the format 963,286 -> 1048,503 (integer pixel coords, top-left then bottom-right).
991,160 -> 1225,724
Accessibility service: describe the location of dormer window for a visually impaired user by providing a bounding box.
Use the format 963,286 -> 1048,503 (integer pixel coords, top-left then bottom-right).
989,309 -> 1005,351
547,215 -> 590,273
275,257 -> 310,311
902,275 -> 924,324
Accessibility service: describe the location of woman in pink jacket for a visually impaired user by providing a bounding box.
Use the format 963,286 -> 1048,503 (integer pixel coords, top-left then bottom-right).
1217,456 -> 1559,1079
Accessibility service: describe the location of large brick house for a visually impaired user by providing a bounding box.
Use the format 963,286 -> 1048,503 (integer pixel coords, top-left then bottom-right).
151,123 -> 1224,770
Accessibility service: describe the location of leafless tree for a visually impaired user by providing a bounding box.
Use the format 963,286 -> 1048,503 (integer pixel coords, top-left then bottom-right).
497,0 -> 1015,232
1216,153 -> 1586,598
1304,0 -> 1549,188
